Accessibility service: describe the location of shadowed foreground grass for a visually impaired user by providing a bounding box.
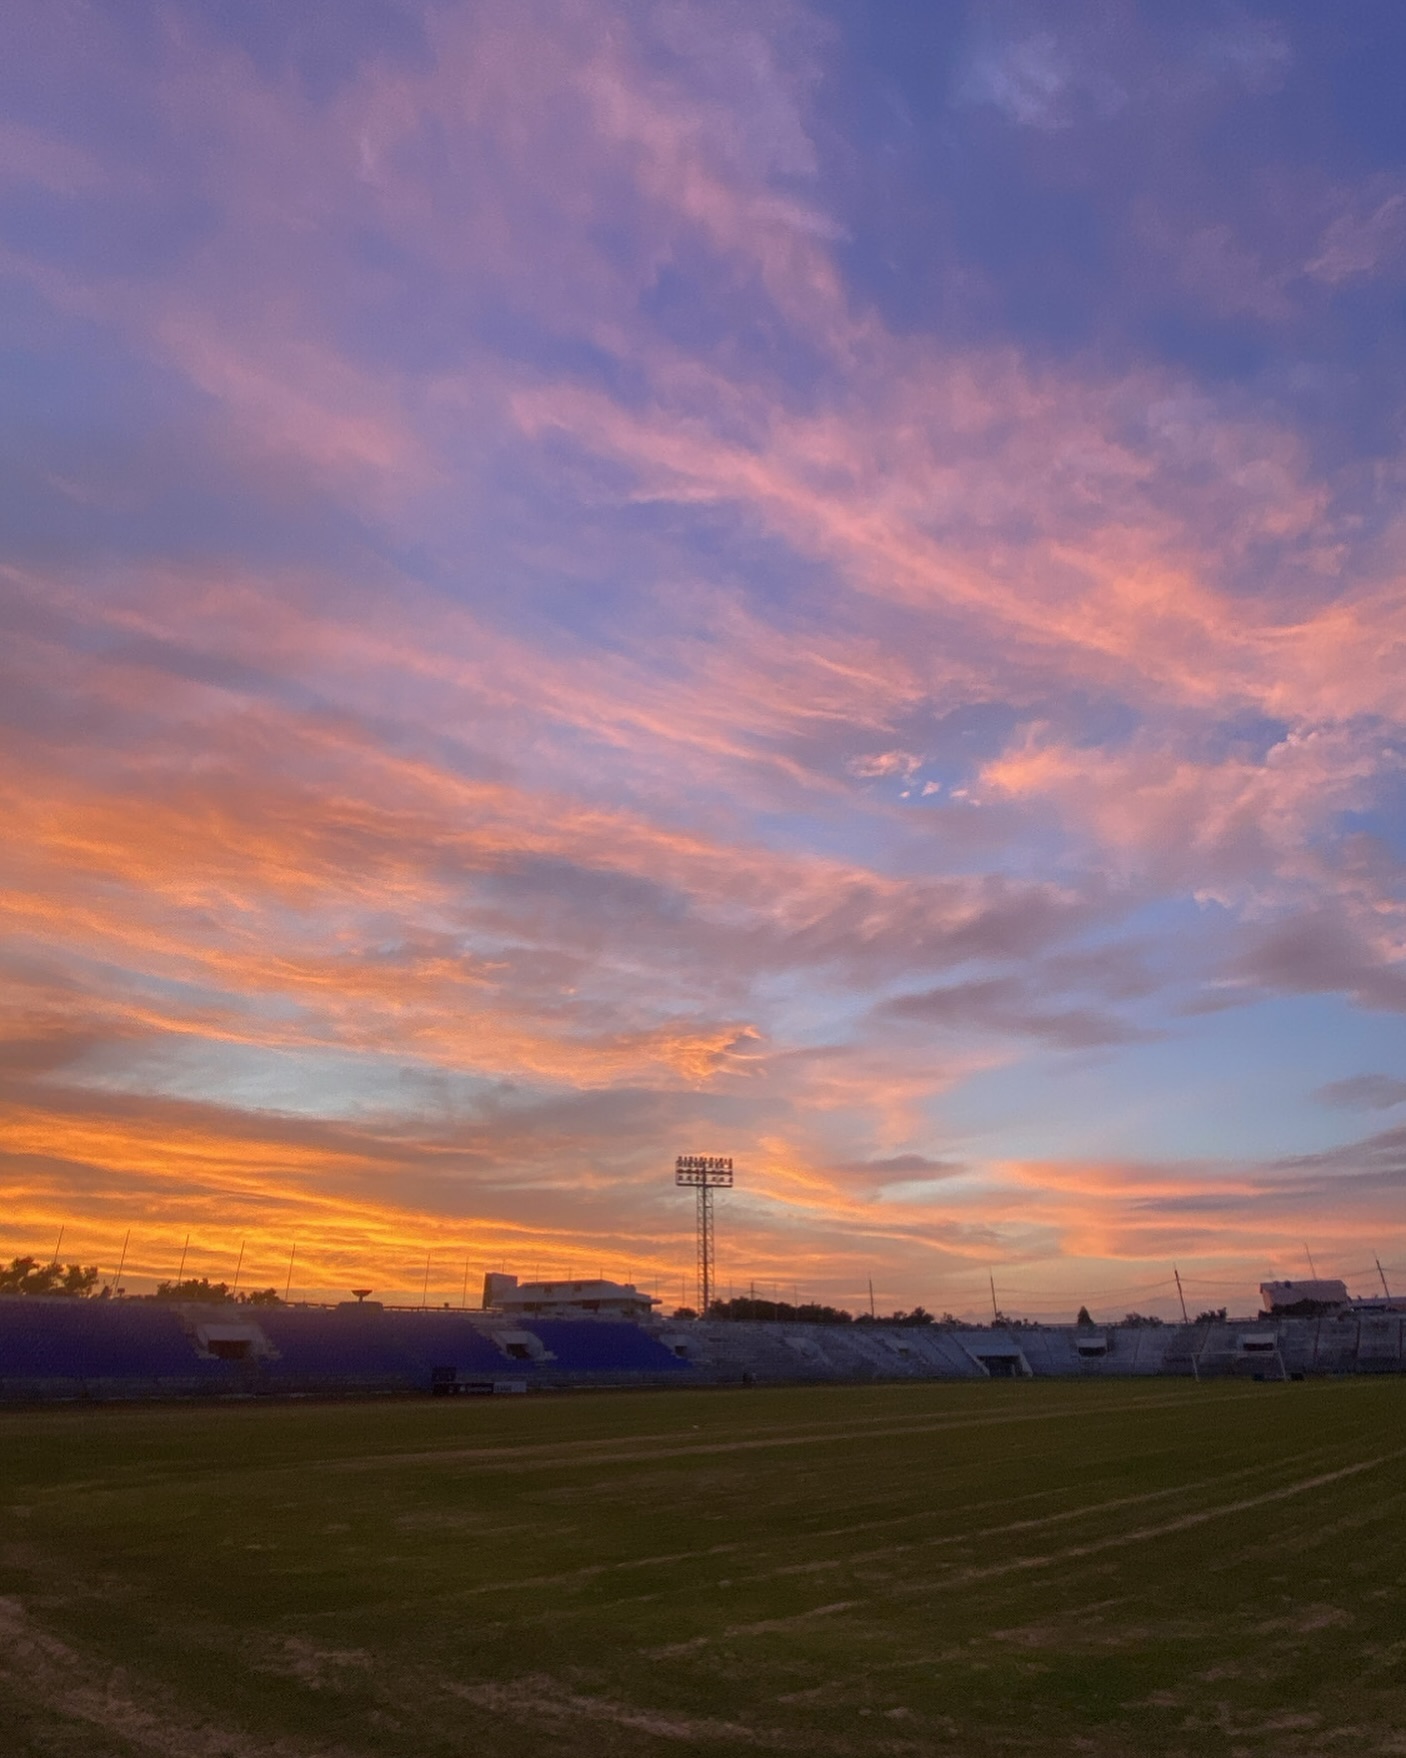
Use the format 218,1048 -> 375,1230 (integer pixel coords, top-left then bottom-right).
1,1377 -> 1403,1756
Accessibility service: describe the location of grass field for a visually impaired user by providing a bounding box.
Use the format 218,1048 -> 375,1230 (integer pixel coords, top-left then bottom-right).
2,1378 -> 1404,1757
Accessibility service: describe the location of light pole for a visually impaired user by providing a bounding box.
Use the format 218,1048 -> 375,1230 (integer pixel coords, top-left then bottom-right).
675,1155 -> 733,1316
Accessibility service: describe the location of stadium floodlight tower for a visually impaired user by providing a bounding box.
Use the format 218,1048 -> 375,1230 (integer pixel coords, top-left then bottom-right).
675,1154 -> 733,1317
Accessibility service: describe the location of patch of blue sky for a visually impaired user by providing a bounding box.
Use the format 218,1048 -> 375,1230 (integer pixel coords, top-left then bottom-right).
66,1034 -> 508,1123
816,0 -> 1406,413
0,303 -> 383,581
1140,311 -> 1278,389
745,803 -> 915,868
881,788 -> 1089,886
1261,303 -> 1406,475
1267,3 -> 1406,168
936,989 -> 1406,1166
443,491 -> 836,667
477,302 -> 655,407
1333,797 -> 1406,861
0,183 -> 215,281
640,253 -> 838,407
820,9 -> 1110,350
750,973 -> 872,1051
200,0 -> 435,104
1196,709 -> 1295,765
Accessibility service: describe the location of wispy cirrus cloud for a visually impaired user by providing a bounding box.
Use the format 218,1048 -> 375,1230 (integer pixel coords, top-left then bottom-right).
1315,1074 -> 1406,1112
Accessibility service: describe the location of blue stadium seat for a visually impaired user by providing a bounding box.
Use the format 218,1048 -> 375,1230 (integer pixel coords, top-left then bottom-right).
525,1320 -> 692,1374
255,1310 -> 506,1382
0,1298 -> 215,1381
0,1301 -> 697,1397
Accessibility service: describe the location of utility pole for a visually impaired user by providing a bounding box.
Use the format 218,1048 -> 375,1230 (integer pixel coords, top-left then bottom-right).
284,1242 -> 297,1304
420,1251 -> 431,1309
1377,1256 -> 1391,1299
176,1234 -> 189,1286
1304,1244 -> 1318,1278
1174,1265 -> 1199,1378
231,1239 -> 245,1299
989,1273 -> 999,1323
461,1260 -> 470,1308
868,1276 -> 875,1319
113,1229 -> 130,1297
51,1226 -> 64,1266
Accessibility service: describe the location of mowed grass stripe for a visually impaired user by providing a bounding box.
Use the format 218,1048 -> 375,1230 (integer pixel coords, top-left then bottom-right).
423,1446 -> 1343,1611
339,1397 -> 1379,1641
443,1448 -> 1381,1643
5,1381 -> 1232,1504
323,1384 -> 1284,1476
3,1376 -> 1363,1497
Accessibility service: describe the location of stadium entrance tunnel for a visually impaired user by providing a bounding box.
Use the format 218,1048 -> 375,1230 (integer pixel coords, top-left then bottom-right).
490,1329 -> 554,1363
962,1342 -> 1034,1379
189,1320 -> 276,1364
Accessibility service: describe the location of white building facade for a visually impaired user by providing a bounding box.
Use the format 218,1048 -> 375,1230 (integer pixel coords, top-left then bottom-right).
482,1272 -> 658,1320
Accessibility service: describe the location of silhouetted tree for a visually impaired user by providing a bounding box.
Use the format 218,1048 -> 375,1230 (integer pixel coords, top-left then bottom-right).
855,1306 -> 937,1327
154,1277 -> 230,1301
706,1297 -> 942,1327
708,1296 -> 855,1324
152,1278 -> 283,1304
1121,1311 -> 1165,1328
1076,1305 -> 1094,1327
1194,1307 -> 1227,1324
0,1257 -> 102,1297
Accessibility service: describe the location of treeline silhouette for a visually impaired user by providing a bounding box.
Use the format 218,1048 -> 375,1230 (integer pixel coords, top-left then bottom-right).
703,1296 -> 942,1326
693,1299 -> 1217,1328
0,1261 -> 283,1304
150,1277 -> 283,1305
0,1257 -> 103,1297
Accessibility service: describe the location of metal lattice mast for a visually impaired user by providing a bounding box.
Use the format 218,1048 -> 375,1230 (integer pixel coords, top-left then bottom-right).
675,1155 -> 732,1315
696,1182 -> 709,1315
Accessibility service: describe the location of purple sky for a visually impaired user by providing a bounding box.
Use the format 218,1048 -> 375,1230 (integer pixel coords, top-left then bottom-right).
2,1 -> 1405,1316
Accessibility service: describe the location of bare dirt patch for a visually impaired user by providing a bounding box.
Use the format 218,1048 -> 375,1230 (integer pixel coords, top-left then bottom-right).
257,1636 -> 373,1689
0,1597 -> 356,1758
448,1672 -> 777,1745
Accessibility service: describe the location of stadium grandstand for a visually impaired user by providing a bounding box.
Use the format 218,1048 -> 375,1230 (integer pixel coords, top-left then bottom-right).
1,1277 -> 1402,1402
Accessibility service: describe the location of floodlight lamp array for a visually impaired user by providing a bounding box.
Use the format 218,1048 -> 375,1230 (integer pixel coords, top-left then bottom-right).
675,1154 -> 733,1187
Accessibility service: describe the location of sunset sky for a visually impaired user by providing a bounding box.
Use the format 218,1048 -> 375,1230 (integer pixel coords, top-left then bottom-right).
3,1 -> 1405,1317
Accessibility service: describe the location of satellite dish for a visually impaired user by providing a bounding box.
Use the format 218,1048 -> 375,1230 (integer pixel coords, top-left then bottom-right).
351,1288 -> 373,1302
